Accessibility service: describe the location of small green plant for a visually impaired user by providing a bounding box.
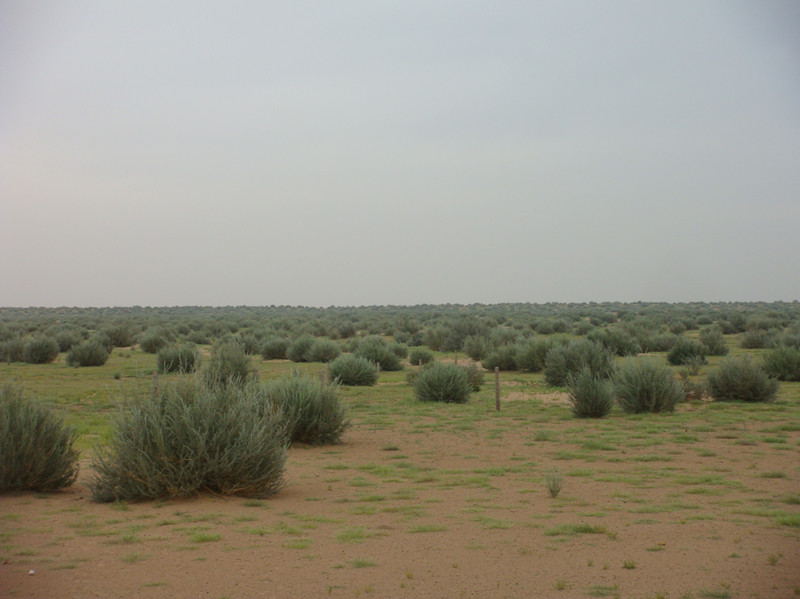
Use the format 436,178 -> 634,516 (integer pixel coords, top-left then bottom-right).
65,339 -> 110,367
264,371 -> 350,445
22,336 -> 60,364
545,468 -> 563,498
763,346 -> 800,381
667,337 -> 707,366
408,347 -> 434,366
706,355 -> 778,402
615,358 -> 685,413
567,367 -> 614,418
0,383 -> 79,492
329,354 -> 378,386
622,560 -> 636,569
157,344 -> 200,374
413,362 -> 472,404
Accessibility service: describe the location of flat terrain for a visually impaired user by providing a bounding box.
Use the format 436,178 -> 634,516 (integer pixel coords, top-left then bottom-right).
1,352 -> 799,599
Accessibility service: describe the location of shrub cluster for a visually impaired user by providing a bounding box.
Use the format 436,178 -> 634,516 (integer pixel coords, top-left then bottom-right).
1,384 -> 79,492
23,336 -> 60,364
666,337 -> 707,366
354,336 -> 402,371
287,335 -> 315,362
261,337 -> 288,360
698,326 -> 728,356
203,342 -> 252,386
567,368 -> 614,418
329,354 -> 378,386
413,362 -> 471,403
408,347 -> 435,366
762,346 -> 800,382
614,358 -> 685,413
306,338 -> 341,363
706,356 -> 778,402
157,344 -> 200,374
66,339 -> 110,367
90,380 -> 288,502
544,339 -> 615,387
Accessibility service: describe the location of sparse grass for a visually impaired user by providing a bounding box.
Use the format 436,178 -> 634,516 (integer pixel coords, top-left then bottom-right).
407,524 -> 448,533
189,532 -> 221,543
544,523 -> 610,537
545,468 -> 564,498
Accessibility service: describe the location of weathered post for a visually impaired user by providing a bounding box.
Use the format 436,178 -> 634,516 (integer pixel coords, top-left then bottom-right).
495,367 -> 500,411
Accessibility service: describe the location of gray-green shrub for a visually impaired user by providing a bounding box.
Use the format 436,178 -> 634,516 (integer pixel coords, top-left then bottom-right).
1,384 -> 79,492
463,335 -> 490,362
306,338 -> 341,363
261,337 -> 289,360
707,356 -> 779,402
23,336 -> 60,364
329,354 -> 378,386
0,338 -> 25,363
138,328 -> 170,354
90,380 -> 287,501
482,345 -> 518,371
461,362 -> 484,391
567,368 -> 614,418
408,347 -> 434,366
65,339 -> 110,367
354,336 -> 402,371
413,362 -> 471,404
667,337 -> 707,366
203,342 -> 252,386
763,346 -> 800,382
157,344 -> 200,374
263,372 -> 350,445
614,358 -> 685,413
698,326 -> 728,356
739,329 -> 776,349
544,339 -> 615,387
287,335 -> 315,362
515,337 -> 555,372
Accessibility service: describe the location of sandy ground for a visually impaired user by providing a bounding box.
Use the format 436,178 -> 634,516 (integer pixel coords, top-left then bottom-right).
2,398 -> 799,599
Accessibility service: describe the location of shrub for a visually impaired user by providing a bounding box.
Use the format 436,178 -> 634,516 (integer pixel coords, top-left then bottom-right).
261,337 -> 289,360
138,328 -> 170,354
354,336 -> 402,371
90,380 -> 287,501
413,362 -> 472,404
389,341 -> 408,359
66,339 -> 110,367
641,333 -> 679,353
707,356 -> 779,402
482,345 -> 518,371
23,336 -> 60,364
54,329 -> 84,352
567,368 -> 614,418
666,337 -> 706,366
203,342 -> 252,386
461,362 -> 484,391
614,358 -> 685,413
763,346 -> 800,382
739,329 -> 776,349
157,344 -> 200,374
1,384 -> 79,492
463,335 -> 490,362
306,338 -> 341,363
186,330 -> 211,345
103,322 -> 137,348
329,354 -> 378,386
544,339 -> 615,387
515,337 -> 555,372
287,335 -> 315,362
408,347 -> 435,366
264,372 -> 350,445
587,328 -> 641,357
698,326 -> 728,356
0,338 -> 25,363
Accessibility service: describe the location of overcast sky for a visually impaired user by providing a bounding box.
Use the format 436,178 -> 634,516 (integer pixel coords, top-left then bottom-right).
2,1 -> 798,307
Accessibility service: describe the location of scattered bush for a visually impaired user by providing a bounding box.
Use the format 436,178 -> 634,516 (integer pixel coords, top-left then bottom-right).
203,342 -> 252,386
389,341 -> 408,359
482,345 -> 518,371
461,362 -> 484,391
1,384 -> 79,492
306,338 -> 341,363
66,339 -> 110,367
463,335 -> 490,362
641,333 -> 679,353
587,328 -> 641,357
329,354 -> 378,386
54,329 -> 84,352
515,337 -> 555,372
264,372 -> 350,445
707,356 -> 779,402
567,368 -> 614,418
354,336 -> 402,371
287,335 -> 315,362
138,328 -> 170,354
90,380 -> 287,501
261,337 -> 288,360
408,347 -> 435,366
23,336 -> 60,364
157,344 -> 200,374
666,337 -> 706,366
698,326 -> 728,356
103,322 -> 137,348
763,346 -> 800,382
413,362 -> 472,404
739,329 -> 776,349
0,338 -> 25,363
615,358 -> 685,414
544,339 -> 615,387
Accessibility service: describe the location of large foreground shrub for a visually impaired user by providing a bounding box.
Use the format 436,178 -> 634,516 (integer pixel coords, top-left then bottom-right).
615,358 -> 685,413
1,384 -> 79,492
414,362 -> 471,404
706,356 -> 778,402
329,354 -> 378,386
90,380 -> 287,502
544,339 -> 615,386
263,372 -> 350,445
567,368 -> 614,418
763,346 -> 800,382
66,339 -> 110,367
23,336 -> 60,364
157,344 -> 200,374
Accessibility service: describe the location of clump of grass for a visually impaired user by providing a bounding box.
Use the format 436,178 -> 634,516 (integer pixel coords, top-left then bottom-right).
329,354 -> 378,386
89,380 -> 287,502
263,371 -> 350,445
0,383 -> 80,492
667,337 -> 707,366
203,341 -> 253,387
615,358 -> 685,413
567,367 -> 614,418
706,356 -> 778,402
413,362 -> 472,404
544,339 -> 615,386
157,344 -> 200,374
354,336 -> 402,371
545,468 -> 564,498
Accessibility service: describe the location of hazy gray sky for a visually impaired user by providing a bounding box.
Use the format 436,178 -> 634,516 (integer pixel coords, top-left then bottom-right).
2,1 -> 799,307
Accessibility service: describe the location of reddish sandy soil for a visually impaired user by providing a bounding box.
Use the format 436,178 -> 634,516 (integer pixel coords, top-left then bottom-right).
2,398 -> 799,599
